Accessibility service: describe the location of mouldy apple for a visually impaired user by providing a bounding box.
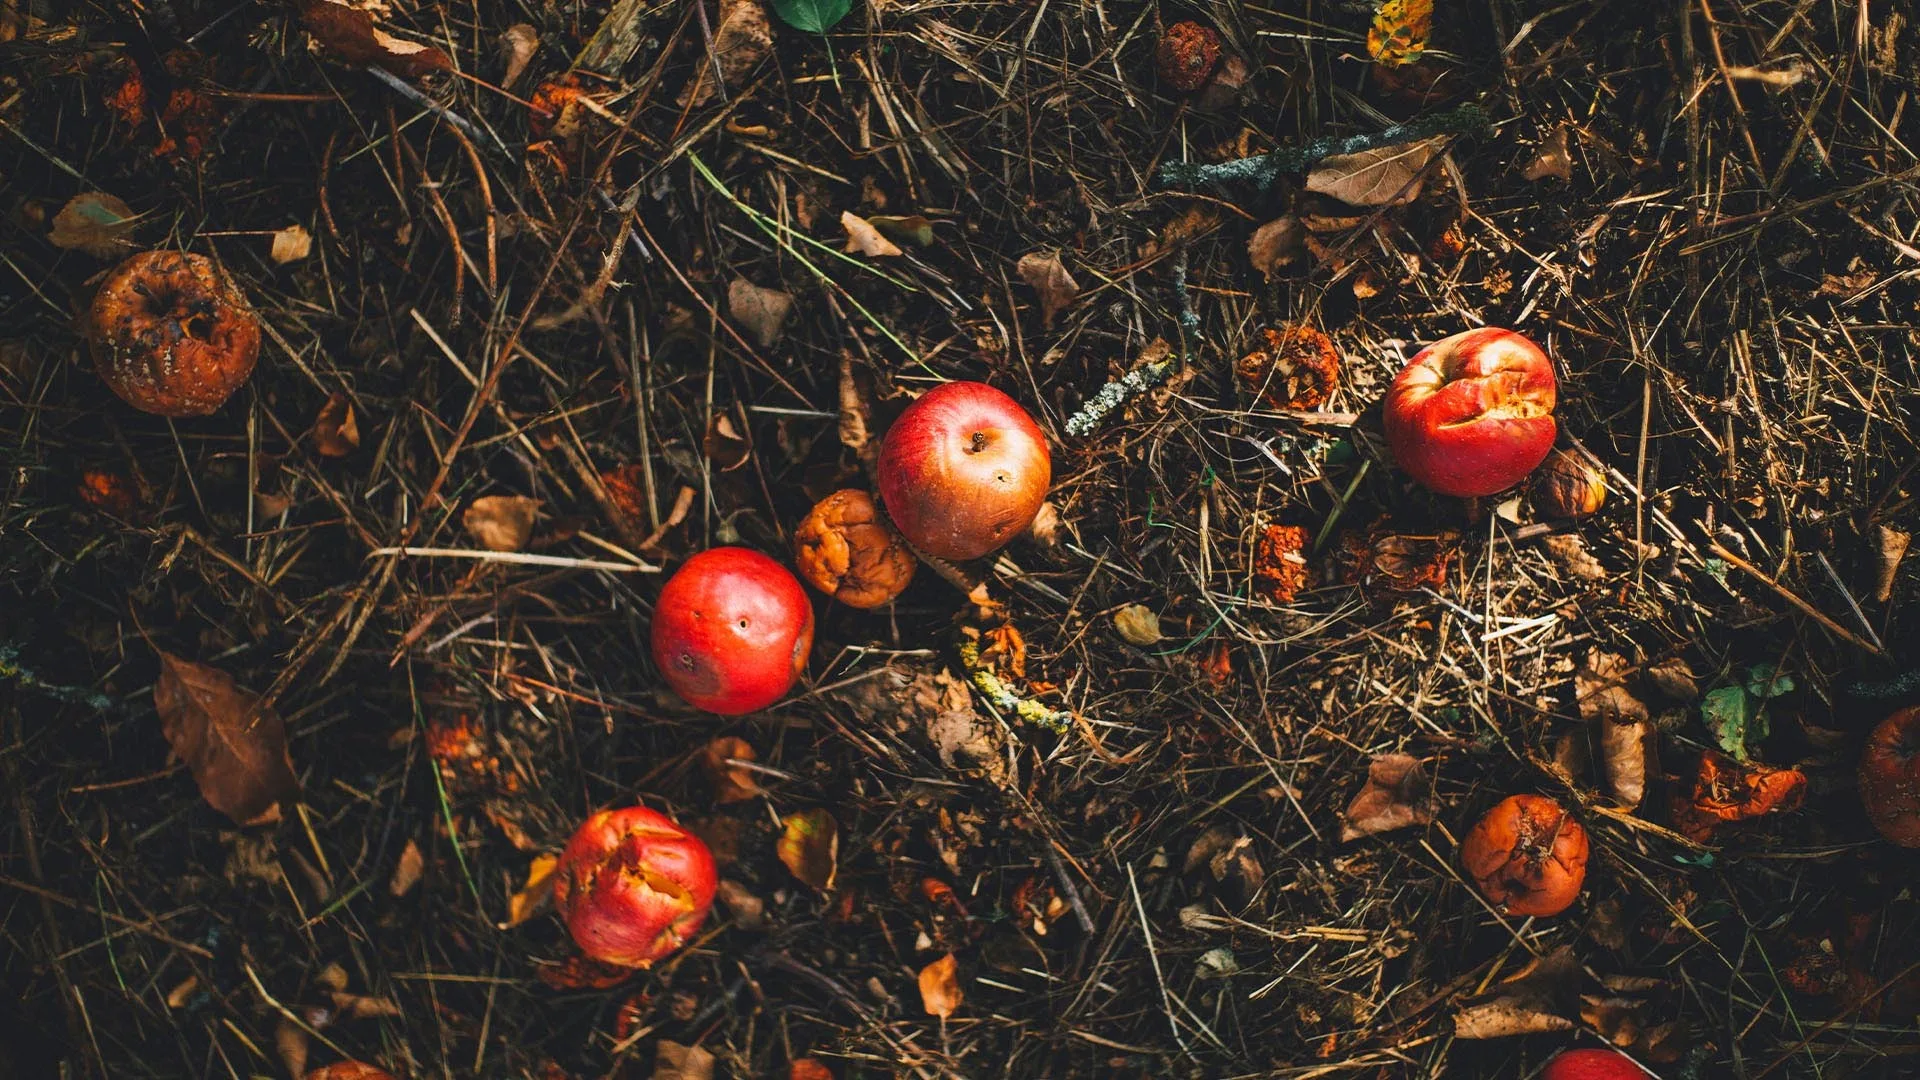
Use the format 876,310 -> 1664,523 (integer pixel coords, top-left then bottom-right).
88,250 -> 262,417
1542,1047 -> 1650,1080
1155,21 -> 1222,92
651,547 -> 813,715
792,489 -> 917,609
553,806 -> 718,968
1459,793 -> 1589,917
1383,327 -> 1558,497
1860,706 -> 1920,847
875,381 -> 1051,562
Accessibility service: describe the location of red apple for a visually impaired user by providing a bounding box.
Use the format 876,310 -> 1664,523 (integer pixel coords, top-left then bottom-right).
1542,1048 -> 1652,1080
1860,706 -> 1920,846
553,806 -> 718,968
876,381 -> 1051,561
1382,327 -> 1558,497
651,547 -> 813,715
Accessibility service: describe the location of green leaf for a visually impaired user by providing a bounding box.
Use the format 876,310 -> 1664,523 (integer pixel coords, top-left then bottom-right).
1703,685 -> 1757,762
768,0 -> 851,34
1744,663 -> 1794,699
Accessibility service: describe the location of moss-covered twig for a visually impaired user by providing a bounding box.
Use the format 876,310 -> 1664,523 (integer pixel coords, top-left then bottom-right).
1063,250 -> 1200,438
956,634 -> 1070,734
1154,103 -> 1493,196
0,643 -> 118,711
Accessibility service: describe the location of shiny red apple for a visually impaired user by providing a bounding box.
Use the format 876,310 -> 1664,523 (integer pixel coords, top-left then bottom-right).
553,806 -> 718,968
1542,1048 -> 1652,1080
876,381 -> 1051,561
651,547 -> 813,715
1382,327 -> 1558,497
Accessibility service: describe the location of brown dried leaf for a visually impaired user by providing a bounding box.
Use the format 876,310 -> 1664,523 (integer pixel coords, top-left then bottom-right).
1645,658 -> 1699,701
49,193 -> 139,258
388,838 -> 424,897
297,0 -> 454,78
462,495 -> 541,552
155,654 -> 298,825
777,808 -> 838,892
918,953 -> 963,1018
1305,136 -> 1446,207
679,0 -> 771,107
1542,533 -> 1608,581
841,212 -> 904,258
276,1018 -> 310,1079
652,1040 -> 715,1080
312,392 -> 360,457
1599,715 -> 1653,810
701,736 -> 762,803
1576,651 -> 1649,726
1875,525 -> 1910,603
1113,604 -> 1162,646
867,215 -> 936,248
270,223 -> 313,264
1016,251 -> 1079,328
1339,753 -> 1436,841
501,853 -> 559,928
499,23 -> 539,88
329,992 -> 403,1019
715,878 -> 766,929
1247,217 -> 1304,280
837,353 -> 870,452
727,278 -> 794,349
702,413 -> 752,472
1452,946 -> 1581,1039
1523,125 -> 1574,182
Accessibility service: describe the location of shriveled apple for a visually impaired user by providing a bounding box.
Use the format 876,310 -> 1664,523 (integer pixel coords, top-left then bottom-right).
1460,794 -> 1588,917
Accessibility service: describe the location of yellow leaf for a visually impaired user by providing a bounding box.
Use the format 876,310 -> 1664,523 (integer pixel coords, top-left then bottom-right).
776,809 -> 838,892
1366,0 -> 1433,67
918,953 -> 963,1018
502,853 -> 559,928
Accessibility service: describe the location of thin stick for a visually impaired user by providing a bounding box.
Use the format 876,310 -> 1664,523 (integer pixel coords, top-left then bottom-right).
1708,543 -> 1882,654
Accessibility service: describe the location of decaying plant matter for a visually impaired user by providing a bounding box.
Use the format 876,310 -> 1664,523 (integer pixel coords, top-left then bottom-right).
792,489 -> 916,608
87,250 -> 262,416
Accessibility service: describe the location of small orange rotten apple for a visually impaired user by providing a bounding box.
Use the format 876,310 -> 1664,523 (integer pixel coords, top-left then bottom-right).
1155,21 -> 1222,92
1860,706 -> 1920,847
1383,328 -> 1558,497
553,806 -> 718,968
792,489 -> 917,608
88,250 -> 262,417
876,381 -> 1052,562
1534,447 -> 1607,519
1459,794 -> 1589,917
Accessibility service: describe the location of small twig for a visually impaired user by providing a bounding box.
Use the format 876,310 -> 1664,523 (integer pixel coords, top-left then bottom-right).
1707,543 -> 1883,654
0,643 -> 119,712
1812,551 -> 1883,650
1127,864 -> 1193,1059
956,634 -> 1071,734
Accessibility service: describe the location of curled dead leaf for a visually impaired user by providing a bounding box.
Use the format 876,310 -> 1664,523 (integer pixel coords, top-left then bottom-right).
1599,713 -> 1653,811
1452,946 -> 1581,1039
499,23 -> 539,88
501,853 -> 558,928
1016,251 -> 1079,328
918,953 -> 963,1018
842,212 -> 905,258
680,0 -> 772,108
270,223 -> 313,265
777,808 -> 838,892
1576,651 -> 1649,725
653,1040 -> 716,1080
1113,604 -> 1162,646
702,413 -> 753,471
462,495 -> 541,552
297,0 -> 454,78
50,193 -> 139,258
701,736 -> 762,803
312,392 -> 360,457
1875,525 -> 1910,603
388,838 -> 424,897
1523,125 -> 1574,182
154,654 -> 299,825
1339,753 -> 1436,841
1247,217 -> 1304,280
837,353 -> 871,452
1542,533 -> 1608,581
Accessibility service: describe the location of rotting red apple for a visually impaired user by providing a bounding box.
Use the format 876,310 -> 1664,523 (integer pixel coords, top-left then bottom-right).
1860,706 -> 1920,847
876,381 -> 1052,562
553,806 -> 718,968
1382,327 -> 1558,497
88,249 -> 262,417
651,547 -> 813,715
1542,1047 -> 1652,1080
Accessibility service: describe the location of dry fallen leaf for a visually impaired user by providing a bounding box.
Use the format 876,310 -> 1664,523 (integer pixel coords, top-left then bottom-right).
1542,533 -> 1608,581
270,223 -> 314,264
918,953 -> 963,1018
1016,251 -> 1079,328
728,278 -> 794,349
499,23 -> 539,88
276,1018 -> 310,1080
1576,651 -> 1649,726
867,215 -> 936,248
715,877 -> 766,929
462,495 -> 541,552
1339,753 -> 1436,841
837,353 -> 871,453
1247,217 -> 1304,280
297,0 -> 454,78
680,0 -> 772,107
1523,125 -> 1575,182
1875,525 -> 1910,603
777,808 -> 838,892
842,211 -> 905,258
1453,946 -> 1581,1039
165,975 -> 200,1009
1598,711 -> 1653,811
312,392 -> 360,457
1645,658 -> 1699,701
1305,136 -> 1447,207
701,736 -> 762,803
388,838 -> 424,897
154,654 -> 299,825
703,413 -> 753,472
1113,604 -> 1162,646
501,853 -> 559,928
653,1040 -> 716,1080
49,193 -> 139,258
328,991 -> 403,1020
